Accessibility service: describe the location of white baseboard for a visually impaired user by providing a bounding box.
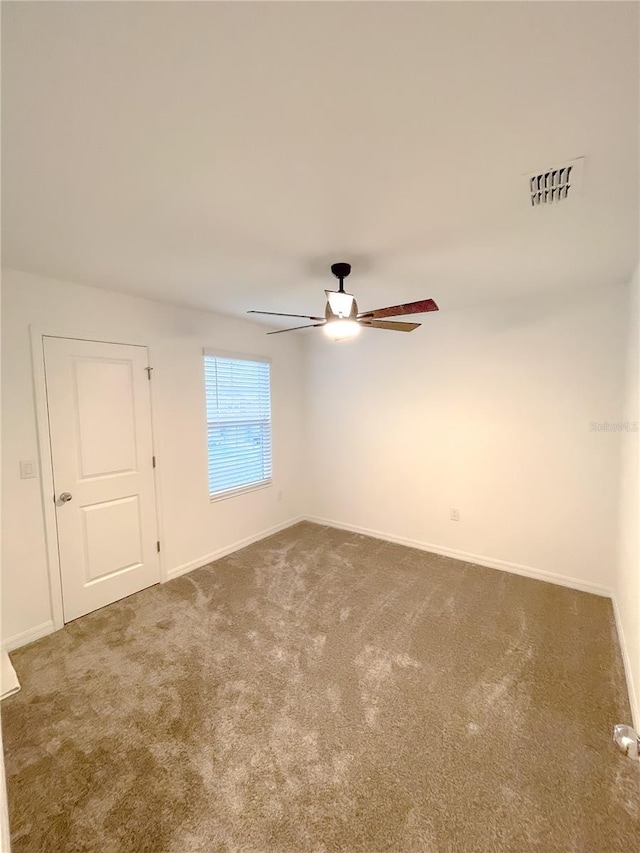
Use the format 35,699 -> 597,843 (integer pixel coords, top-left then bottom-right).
5,517 -> 635,731
1,519 -> 305,651
166,515 -> 305,581
305,515 -> 613,598
0,727 -> 10,853
2,620 -> 55,653
611,594 -> 639,730
307,515 -> 640,721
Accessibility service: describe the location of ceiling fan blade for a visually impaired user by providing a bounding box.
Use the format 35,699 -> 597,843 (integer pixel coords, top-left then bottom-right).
359,320 -> 421,332
266,323 -> 325,335
248,310 -> 325,321
357,298 -> 439,320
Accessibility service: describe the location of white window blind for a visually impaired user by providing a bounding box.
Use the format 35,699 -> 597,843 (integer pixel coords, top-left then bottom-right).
204,354 -> 272,499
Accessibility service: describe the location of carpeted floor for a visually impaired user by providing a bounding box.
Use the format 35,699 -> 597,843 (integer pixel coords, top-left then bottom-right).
2,521 -> 639,852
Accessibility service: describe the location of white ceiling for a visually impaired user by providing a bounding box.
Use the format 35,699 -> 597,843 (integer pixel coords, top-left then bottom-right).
2,2 -> 638,326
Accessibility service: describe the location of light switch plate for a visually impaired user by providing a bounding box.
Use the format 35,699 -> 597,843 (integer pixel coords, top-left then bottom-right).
20,460 -> 37,479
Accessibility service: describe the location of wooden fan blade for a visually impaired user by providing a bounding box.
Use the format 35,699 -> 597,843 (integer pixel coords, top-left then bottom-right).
357,298 -> 438,320
266,323 -> 325,335
359,320 -> 421,332
248,310 -> 325,321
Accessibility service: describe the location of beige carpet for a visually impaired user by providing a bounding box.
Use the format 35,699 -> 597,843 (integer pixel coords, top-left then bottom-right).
2,521 -> 639,852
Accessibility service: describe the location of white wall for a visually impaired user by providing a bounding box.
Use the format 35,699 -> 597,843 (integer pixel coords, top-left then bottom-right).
1,269 -> 305,648
616,266 -> 639,726
305,282 -> 629,594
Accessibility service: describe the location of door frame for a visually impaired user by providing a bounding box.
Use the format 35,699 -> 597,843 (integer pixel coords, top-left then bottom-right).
30,325 -> 167,631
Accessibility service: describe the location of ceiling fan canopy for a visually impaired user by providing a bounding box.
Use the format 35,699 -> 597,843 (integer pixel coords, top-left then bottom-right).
248,262 -> 439,340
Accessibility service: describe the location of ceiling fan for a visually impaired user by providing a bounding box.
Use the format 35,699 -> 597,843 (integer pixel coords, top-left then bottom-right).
248,262 -> 439,340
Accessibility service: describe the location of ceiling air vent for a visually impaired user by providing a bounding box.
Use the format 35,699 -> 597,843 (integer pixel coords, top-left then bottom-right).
527,157 -> 584,206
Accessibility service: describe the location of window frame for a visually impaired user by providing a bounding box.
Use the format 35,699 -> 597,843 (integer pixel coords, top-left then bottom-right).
203,348 -> 273,502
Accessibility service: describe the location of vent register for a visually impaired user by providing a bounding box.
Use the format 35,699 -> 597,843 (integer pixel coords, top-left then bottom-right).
527,157 -> 584,206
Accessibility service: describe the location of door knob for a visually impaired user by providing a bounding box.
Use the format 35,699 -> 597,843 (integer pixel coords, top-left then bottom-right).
59,492 -> 73,503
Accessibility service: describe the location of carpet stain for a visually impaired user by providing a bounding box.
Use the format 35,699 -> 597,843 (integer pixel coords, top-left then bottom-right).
3,521 -> 639,852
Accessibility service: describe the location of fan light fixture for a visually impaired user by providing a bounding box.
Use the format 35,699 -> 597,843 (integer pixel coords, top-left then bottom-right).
323,319 -> 360,341
325,289 -> 355,318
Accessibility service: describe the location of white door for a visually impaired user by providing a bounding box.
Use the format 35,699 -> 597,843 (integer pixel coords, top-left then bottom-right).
43,337 -> 160,622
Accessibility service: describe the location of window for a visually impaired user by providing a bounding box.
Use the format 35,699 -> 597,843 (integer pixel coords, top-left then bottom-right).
203,352 -> 272,500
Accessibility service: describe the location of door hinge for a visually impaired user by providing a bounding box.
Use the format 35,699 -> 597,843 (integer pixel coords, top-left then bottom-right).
145,366 -> 153,380
152,455 -> 156,468
157,541 -> 161,553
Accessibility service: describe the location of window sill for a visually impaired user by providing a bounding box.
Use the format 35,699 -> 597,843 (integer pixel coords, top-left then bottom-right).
209,479 -> 272,503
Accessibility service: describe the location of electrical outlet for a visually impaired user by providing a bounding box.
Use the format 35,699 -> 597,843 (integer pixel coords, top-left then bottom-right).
450,508 -> 460,522
20,460 -> 37,479
277,490 -> 283,501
